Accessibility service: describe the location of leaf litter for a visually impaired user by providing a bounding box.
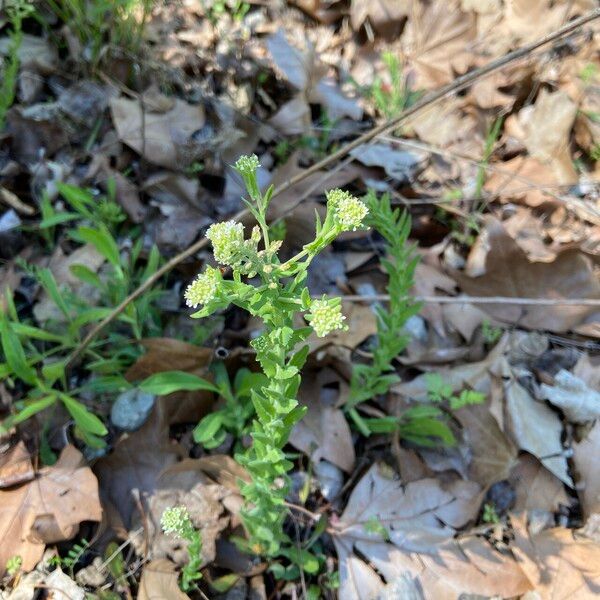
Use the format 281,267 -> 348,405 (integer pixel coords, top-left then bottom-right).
0,0 -> 600,598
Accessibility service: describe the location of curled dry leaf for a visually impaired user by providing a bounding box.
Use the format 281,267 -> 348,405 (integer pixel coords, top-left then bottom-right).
540,369 -> 600,423
0,445 -> 102,574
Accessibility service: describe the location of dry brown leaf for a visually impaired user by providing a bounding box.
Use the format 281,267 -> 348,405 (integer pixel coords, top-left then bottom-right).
110,97 -> 206,170
349,143 -> 427,182
401,0 -> 476,89
509,454 -> 569,513
268,96 -> 311,136
350,0 -> 410,35
333,464 -> 471,555
484,155 -> 559,207
455,404 -> 517,490
521,89 -> 578,185
334,465 -> 529,599
573,421 -> 600,520
33,244 -> 105,324
289,369 -> 355,472
410,98 -> 473,148
502,208 -> 560,262
504,374 -> 572,486
266,30 -> 362,121
512,514 -> 600,600
0,34 -> 58,75
130,461 -> 231,569
413,262 -> 457,336
394,333 -> 509,401
125,338 -> 213,382
574,353 -> 600,390
0,441 -> 34,488
441,302 -> 491,341
412,536 -> 532,599
0,445 -> 102,574
138,559 -> 190,600
454,218 -> 600,333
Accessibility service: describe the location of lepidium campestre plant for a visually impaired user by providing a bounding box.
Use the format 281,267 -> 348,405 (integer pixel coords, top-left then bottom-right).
184,155 -> 368,559
161,506 -> 203,591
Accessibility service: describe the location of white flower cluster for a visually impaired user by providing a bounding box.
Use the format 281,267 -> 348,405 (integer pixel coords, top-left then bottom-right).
308,297 -> 347,337
161,506 -> 191,537
326,189 -> 369,231
234,154 -> 260,176
184,266 -> 220,308
206,220 -> 244,265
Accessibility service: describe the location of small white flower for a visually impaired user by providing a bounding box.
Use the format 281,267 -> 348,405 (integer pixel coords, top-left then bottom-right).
234,154 -> 260,176
308,297 -> 347,337
326,189 -> 369,231
184,267 -> 220,308
161,506 -> 191,537
206,220 -> 244,265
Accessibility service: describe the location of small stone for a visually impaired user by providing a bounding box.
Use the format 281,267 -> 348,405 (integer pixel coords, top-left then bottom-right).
111,388 -> 155,431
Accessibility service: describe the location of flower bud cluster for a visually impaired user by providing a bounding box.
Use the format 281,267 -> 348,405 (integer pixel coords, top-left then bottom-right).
206,220 -> 245,265
184,266 -> 220,308
307,297 -> 347,337
161,506 -> 193,538
326,189 -> 369,231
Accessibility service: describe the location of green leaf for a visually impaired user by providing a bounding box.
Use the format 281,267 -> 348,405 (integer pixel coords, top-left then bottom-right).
139,371 -> 219,395
281,548 -> 320,574
38,212 -> 79,229
41,359 -> 66,386
193,412 -> 224,444
74,225 -> 120,267
0,319 -> 38,385
60,394 -> 108,436
1,395 -> 56,429
11,322 -> 67,343
57,182 -> 94,216
209,574 -> 239,593
69,264 -> 103,289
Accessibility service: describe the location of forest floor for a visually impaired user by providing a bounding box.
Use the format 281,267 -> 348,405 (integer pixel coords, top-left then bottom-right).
1,1 -> 600,599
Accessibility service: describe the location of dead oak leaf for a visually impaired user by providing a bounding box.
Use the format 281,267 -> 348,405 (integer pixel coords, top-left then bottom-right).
512,513 -> 600,600
289,369 -> 355,472
138,559 -> 190,600
333,464 -> 528,599
0,445 -> 102,574
401,0 -> 476,89
454,218 -> 600,333
110,97 -> 206,170
0,441 -> 35,488
521,89 -> 578,185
